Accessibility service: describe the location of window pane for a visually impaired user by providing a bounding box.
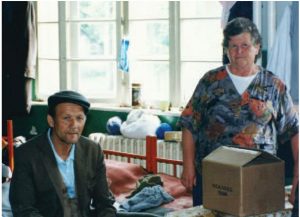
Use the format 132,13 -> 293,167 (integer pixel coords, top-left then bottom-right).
180,1 -> 222,18
38,24 -> 59,59
129,21 -> 169,59
66,1 -> 116,20
181,62 -> 221,104
181,19 -> 223,61
129,2 -> 168,19
66,22 -> 116,59
131,61 -> 169,102
37,2 -> 58,22
38,60 -> 60,97
67,61 -> 117,98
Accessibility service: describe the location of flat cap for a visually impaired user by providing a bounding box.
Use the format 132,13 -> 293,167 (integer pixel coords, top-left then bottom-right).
48,90 -> 90,115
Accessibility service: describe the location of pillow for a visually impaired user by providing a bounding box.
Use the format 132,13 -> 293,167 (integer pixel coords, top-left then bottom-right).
105,159 -> 148,198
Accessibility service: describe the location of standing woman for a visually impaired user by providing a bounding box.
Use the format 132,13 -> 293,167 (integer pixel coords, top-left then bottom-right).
178,17 -> 298,206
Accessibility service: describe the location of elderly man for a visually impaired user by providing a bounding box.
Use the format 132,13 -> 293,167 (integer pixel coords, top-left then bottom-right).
10,90 -> 116,217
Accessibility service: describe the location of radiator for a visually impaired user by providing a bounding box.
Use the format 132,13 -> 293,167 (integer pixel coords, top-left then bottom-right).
156,140 -> 183,177
89,133 -> 183,177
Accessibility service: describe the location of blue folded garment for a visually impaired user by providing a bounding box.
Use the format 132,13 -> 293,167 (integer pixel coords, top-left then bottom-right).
121,185 -> 174,212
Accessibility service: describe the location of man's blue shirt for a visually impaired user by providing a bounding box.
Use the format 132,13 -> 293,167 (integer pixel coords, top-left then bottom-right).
47,128 -> 76,198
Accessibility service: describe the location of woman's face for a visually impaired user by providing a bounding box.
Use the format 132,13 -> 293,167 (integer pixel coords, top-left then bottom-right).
226,32 -> 260,69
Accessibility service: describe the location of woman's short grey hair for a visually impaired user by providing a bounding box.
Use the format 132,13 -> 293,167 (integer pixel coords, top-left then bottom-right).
223,17 -> 262,60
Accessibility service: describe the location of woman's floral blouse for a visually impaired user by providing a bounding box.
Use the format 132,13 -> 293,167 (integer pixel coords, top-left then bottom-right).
178,66 -> 299,172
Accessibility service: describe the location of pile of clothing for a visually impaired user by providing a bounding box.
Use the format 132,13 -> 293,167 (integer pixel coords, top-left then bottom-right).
119,174 -> 174,212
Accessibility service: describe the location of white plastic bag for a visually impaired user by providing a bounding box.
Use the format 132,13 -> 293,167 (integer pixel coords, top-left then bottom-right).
120,109 -> 161,139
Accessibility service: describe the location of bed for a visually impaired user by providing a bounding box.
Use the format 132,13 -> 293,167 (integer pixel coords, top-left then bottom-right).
89,133 -> 192,216
89,133 -> 295,217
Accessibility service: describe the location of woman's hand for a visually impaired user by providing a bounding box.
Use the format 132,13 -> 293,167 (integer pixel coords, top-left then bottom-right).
181,163 -> 196,192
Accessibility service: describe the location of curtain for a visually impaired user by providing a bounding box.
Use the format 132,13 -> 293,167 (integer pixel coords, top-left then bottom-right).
266,4 -> 292,92
2,1 -> 37,128
290,2 -> 299,102
2,1 -> 37,118
220,1 -> 253,64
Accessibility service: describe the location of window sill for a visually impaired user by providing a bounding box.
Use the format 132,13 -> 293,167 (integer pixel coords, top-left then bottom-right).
90,103 -> 181,117
32,101 -> 181,117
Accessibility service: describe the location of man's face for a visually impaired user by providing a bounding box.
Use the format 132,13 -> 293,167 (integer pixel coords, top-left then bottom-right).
47,102 -> 86,146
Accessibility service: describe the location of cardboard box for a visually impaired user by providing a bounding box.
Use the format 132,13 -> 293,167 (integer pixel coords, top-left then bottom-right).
202,146 -> 285,216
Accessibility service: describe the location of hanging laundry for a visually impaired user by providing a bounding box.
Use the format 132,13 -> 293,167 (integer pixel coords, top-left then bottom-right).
267,5 -> 292,91
290,2 -> 299,101
118,39 -> 130,73
219,1 -> 236,29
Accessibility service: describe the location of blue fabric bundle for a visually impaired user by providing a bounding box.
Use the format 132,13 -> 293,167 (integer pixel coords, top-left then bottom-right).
106,116 -> 122,135
121,185 -> 174,212
155,123 -> 172,140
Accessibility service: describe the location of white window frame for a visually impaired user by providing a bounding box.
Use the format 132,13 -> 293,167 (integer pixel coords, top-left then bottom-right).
36,1 -> 222,108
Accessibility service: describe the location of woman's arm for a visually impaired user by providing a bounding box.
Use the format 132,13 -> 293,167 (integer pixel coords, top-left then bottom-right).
289,133 -> 299,205
181,128 -> 196,191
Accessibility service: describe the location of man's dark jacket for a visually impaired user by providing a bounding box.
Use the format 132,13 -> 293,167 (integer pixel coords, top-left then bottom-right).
9,132 -> 116,217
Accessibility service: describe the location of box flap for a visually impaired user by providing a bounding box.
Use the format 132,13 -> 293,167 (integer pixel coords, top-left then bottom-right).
245,150 -> 282,166
203,146 -> 261,166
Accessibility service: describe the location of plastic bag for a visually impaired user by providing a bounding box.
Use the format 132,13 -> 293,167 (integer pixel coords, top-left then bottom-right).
120,109 -> 160,139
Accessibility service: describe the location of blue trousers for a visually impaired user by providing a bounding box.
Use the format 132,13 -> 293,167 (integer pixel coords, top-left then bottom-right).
192,170 -> 203,206
292,184 -> 298,217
